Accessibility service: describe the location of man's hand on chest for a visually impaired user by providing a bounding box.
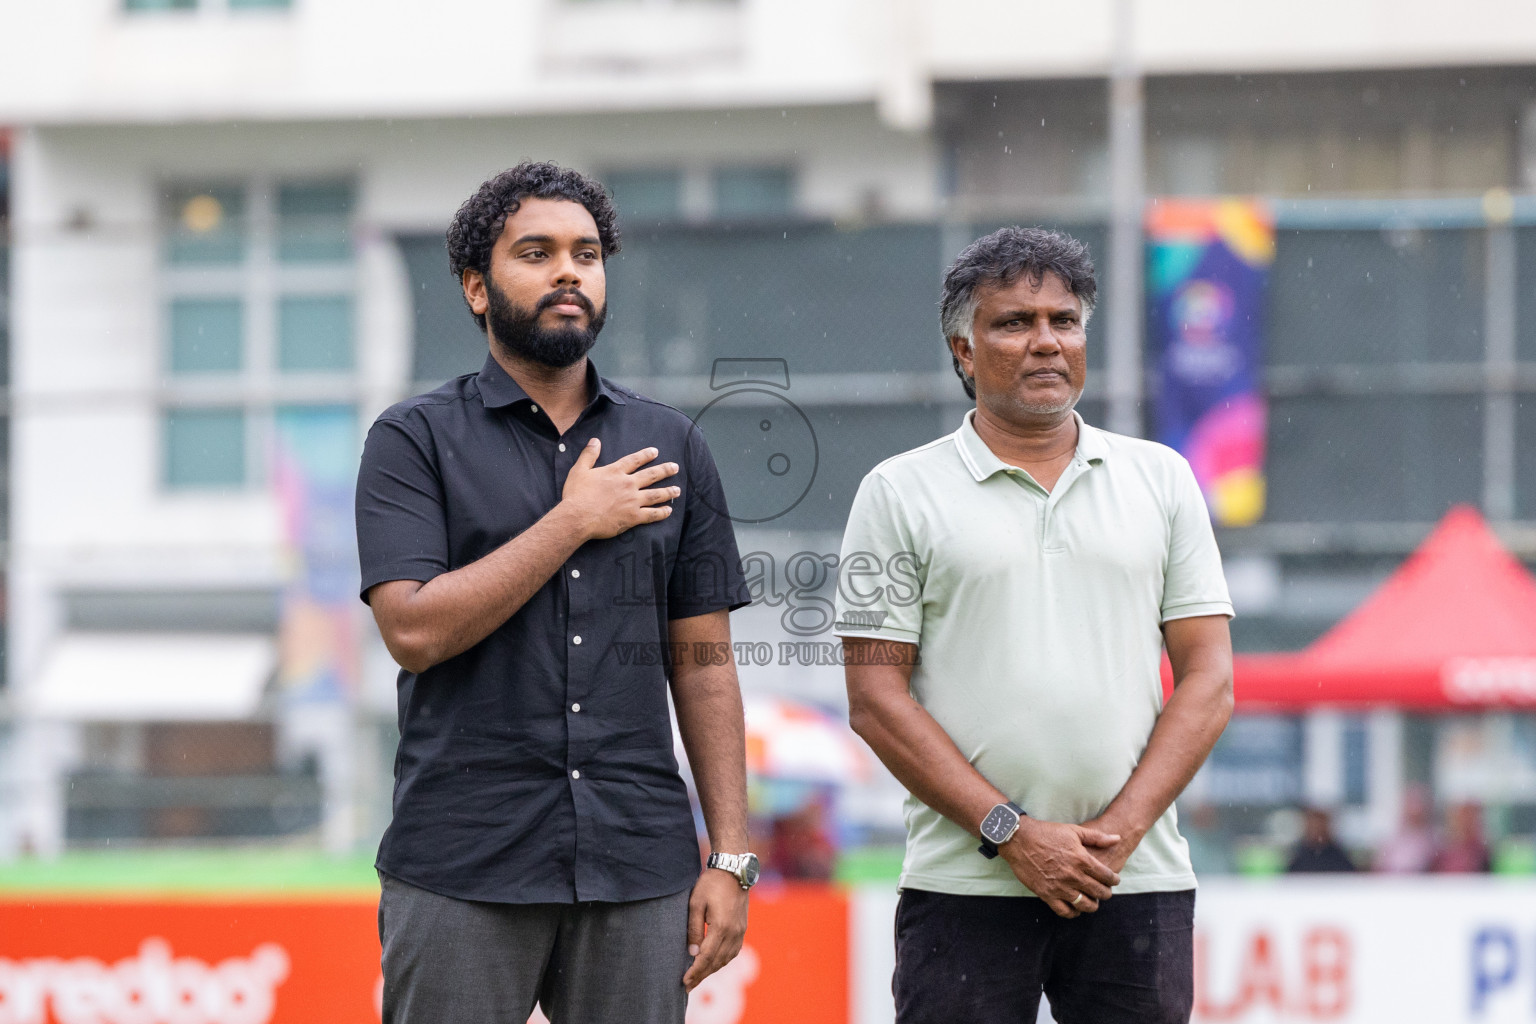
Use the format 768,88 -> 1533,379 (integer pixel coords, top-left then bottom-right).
559,437 -> 681,541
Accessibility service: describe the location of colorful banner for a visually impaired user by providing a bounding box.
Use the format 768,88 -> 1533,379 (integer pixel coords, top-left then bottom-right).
15,882 -> 1536,1023
0,886 -> 848,1024
1147,199 -> 1274,527
273,406 -> 361,704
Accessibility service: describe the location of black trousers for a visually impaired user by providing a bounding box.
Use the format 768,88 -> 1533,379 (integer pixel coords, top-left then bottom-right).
893,888 -> 1195,1024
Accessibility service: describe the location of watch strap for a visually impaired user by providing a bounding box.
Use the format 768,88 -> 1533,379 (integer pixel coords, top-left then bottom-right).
977,801 -> 1026,859
707,851 -> 759,889
708,852 -> 741,873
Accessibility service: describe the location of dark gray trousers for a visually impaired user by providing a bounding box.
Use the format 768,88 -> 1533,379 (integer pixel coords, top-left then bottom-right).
378,873 -> 692,1024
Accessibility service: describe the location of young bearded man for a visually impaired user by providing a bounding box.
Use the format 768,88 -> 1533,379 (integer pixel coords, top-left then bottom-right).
356,162 -> 759,1024
834,227 -> 1235,1024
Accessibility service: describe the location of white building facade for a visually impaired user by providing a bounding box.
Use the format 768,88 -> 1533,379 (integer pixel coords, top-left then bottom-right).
4,0 -> 1536,859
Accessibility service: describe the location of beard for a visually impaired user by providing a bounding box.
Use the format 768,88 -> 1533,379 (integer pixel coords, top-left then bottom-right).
484,276 -> 607,369
1015,382 -> 1083,416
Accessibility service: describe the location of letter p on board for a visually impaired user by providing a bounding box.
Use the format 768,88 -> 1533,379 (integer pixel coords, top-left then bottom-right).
1471,926 -> 1518,1015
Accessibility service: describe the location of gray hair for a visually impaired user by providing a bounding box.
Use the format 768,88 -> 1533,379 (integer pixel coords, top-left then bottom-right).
939,227 -> 1097,399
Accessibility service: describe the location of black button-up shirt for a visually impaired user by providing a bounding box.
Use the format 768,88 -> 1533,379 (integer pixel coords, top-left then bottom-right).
356,355 -> 750,904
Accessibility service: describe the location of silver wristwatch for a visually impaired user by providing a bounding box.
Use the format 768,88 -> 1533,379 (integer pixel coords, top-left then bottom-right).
706,851 -> 761,890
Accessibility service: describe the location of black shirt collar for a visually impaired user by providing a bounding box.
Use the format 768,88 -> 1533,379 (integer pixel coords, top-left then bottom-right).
475,353 -> 627,411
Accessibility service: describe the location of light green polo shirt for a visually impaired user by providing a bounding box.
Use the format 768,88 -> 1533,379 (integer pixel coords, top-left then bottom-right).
833,409 -> 1233,897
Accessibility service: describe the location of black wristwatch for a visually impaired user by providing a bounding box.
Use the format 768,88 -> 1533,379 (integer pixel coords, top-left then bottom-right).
977,801 -> 1026,859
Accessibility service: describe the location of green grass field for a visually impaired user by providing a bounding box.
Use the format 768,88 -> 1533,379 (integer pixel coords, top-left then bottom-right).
0,846 -> 907,895
0,848 -> 381,896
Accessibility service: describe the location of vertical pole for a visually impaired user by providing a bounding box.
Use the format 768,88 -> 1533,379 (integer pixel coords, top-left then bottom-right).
1304,709 -> 1345,809
939,130 -> 974,432
1483,216 -> 1517,522
1367,709 -> 1404,850
1105,0 -> 1145,437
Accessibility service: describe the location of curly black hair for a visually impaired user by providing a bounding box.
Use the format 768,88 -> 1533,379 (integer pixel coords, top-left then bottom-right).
939,226 -> 1096,400
446,161 -> 622,332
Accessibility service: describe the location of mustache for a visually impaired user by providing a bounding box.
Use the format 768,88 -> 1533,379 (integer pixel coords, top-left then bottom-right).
536,289 -> 596,315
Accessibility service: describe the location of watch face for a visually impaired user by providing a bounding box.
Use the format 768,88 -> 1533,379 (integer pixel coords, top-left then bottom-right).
741,853 -> 761,887
980,805 -> 1020,845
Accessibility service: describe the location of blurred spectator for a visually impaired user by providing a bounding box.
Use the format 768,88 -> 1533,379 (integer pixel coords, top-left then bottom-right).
1287,807 -> 1357,873
1431,802 -> 1491,873
1374,784 -> 1437,874
1182,802 -> 1233,875
768,802 -> 836,881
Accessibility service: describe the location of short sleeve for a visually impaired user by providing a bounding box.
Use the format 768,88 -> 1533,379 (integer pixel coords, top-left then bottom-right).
666,426 -> 751,620
1161,456 -> 1235,623
832,472 -> 925,645
355,415 -> 451,603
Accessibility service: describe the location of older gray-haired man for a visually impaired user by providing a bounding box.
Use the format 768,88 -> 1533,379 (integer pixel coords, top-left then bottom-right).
835,227 -> 1234,1024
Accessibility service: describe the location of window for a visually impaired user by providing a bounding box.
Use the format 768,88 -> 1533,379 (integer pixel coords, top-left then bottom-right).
605,169 -> 684,224
604,166 -> 796,225
168,298 -> 242,374
159,180 -> 356,491
164,409 -> 245,489
164,186 -> 244,266
277,295 -> 352,372
277,182 -> 353,263
713,167 -> 792,219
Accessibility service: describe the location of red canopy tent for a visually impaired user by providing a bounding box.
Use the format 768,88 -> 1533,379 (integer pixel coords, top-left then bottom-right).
1190,506 -> 1536,711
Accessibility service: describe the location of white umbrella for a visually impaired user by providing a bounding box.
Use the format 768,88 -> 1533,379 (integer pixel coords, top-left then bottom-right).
674,694 -> 872,785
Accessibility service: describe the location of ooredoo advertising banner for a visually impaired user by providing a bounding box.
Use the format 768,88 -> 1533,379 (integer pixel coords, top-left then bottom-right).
0,886 -> 847,1024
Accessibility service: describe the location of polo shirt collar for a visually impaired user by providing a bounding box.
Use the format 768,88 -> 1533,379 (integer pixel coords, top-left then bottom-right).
954,407 -> 1107,483
476,353 -> 627,410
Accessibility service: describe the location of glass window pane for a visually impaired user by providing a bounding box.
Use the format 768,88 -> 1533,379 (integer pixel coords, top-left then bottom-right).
1269,228 -> 1484,366
686,401 -> 947,532
277,181 -> 354,263
601,222 -> 942,377
713,167 -> 792,219
1517,396 -> 1536,520
163,186 -> 246,266
1202,714 -> 1304,806
606,170 -> 683,225
1516,227 -> 1536,363
168,298 -> 242,374
397,233 -> 488,386
278,295 -> 353,372
165,409 -> 245,489
1343,716 -> 1369,805
1267,395 -> 1482,522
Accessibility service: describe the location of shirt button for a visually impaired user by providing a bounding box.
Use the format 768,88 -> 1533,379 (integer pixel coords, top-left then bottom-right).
571,769 -> 581,779
572,703 -> 581,713
572,635 -> 582,645
559,443 -> 567,452
530,404 -> 539,413
571,569 -> 580,578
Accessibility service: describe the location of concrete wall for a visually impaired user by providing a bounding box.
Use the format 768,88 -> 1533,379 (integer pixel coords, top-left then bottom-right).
7,0 -> 1536,128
